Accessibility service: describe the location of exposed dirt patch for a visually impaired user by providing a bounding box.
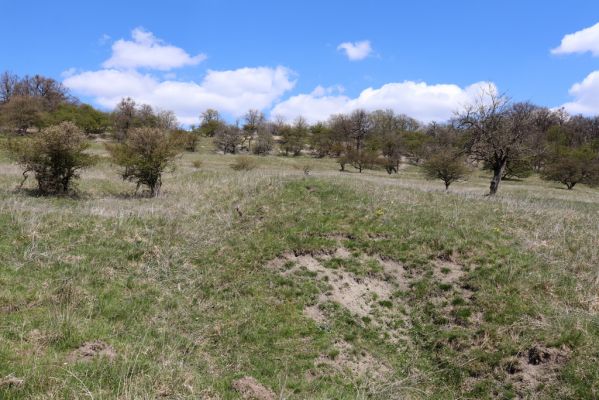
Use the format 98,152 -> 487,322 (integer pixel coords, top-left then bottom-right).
433,259 -> 465,285
67,340 -> 116,363
0,375 -> 24,389
315,340 -> 391,379
231,376 -> 276,400
272,252 -> 396,318
507,345 -> 570,395
303,304 -> 327,324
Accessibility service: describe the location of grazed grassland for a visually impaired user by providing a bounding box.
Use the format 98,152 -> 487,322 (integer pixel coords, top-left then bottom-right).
0,139 -> 598,399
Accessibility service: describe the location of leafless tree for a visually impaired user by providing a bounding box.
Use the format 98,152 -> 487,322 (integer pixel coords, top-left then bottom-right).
458,88 -> 535,195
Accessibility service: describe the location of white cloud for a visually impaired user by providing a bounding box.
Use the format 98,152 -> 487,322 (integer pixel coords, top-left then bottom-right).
64,66 -> 296,124
337,40 -> 372,61
552,22 -> 599,56
103,27 -> 206,70
560,71 -> 599,115
271,81 -> 494,124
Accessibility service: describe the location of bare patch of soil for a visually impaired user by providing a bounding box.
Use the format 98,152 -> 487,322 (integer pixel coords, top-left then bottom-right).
67,340 -> 116,363
506,345 -> 570,395
272,252 -> 396,318
231,376 -> 276,400
315,340 -> 391,379
433,259 -> 465,285
0,375 -> 24,389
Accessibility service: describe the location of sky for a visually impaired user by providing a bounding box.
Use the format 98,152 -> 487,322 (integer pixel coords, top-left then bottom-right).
2,0 -> 599,125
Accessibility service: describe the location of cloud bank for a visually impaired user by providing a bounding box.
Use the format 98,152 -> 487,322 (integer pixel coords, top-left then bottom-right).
272,81 -> 493,123
65,28 -> 497,125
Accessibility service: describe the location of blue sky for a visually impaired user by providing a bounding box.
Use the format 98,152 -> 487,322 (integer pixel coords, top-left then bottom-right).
2,0 -> 599,124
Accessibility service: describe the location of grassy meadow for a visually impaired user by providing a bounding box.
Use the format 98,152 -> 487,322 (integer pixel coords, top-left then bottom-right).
0,137 -> 598,399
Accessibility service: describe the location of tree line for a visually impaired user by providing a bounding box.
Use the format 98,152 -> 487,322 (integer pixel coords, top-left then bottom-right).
2,72 -> 599,197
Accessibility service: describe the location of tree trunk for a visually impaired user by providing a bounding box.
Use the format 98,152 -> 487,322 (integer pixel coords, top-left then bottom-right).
489,159 -> 507,195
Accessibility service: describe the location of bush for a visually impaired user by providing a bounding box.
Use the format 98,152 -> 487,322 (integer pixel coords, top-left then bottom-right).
192,159 -> 203,169
172,129 -> 199,152
252,130 -> 274,155
540,145 -> 599,189
422,150 -> 470,190
5,121 -> 94,194
230,156 -> 257,171
107,127 -> 182,196
214,125 -> 242,154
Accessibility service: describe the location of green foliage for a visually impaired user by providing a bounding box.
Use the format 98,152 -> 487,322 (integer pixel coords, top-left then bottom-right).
541,145 -> 599,189
5,121 -> 94,194
43,103 -> 110,135
422,150 -> 470,189
280,118 -> 307,156
198,109 -> 223,137
1,95 -> 44,133
107,127 -> 182,196
402,131 -> 431,163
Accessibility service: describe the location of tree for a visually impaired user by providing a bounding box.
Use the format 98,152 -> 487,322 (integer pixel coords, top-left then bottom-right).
459,88 -> 535,195
214,124 -> 242,154
309,122 -> 334,157
5,122 -> 94,194
171,129 -> 199,152
1,95 -> 43,133
280,117 -> 307,156
198,109 -> 222,137
422,150 -> 470,190
253,129 -> 274,155
348,109 -> 372,151
541,145 -> 599,189
112,97 -> 137,141
43,103 -> 110,135
242,109 -> 265,151
0,71 -> 19,104
107,127 -> 182,196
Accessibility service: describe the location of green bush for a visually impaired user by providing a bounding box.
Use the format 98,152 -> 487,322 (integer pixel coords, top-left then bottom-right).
107,127 -> 182,196
5,121 -> 94,194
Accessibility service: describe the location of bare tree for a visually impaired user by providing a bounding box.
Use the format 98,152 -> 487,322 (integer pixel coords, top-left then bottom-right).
112,97 -> 137,141
458,88 -> 534,195
242,109 -> 265,152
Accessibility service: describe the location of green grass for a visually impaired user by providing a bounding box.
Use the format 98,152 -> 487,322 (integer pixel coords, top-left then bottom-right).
0,138 -> 598,398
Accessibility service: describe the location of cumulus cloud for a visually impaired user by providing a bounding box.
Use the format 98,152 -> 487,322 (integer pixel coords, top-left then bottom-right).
103,27 -> 206,70
337,40 -> 372,61
552,22 -> 599,56
271,80 -> 494,123
64,66 -> 296,124
559,71 -> 599,115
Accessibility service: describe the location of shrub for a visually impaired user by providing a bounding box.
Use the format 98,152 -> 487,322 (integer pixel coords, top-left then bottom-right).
172,129 -> 199,152
214,125 -> 242,154
107,127 -> 182,196
541,145 -> 599,189
422,150 -> 470,190
252,130 -> 274,155
230,156 -> 257,171
6,121 -> 94,194
192,159 -> 203,169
